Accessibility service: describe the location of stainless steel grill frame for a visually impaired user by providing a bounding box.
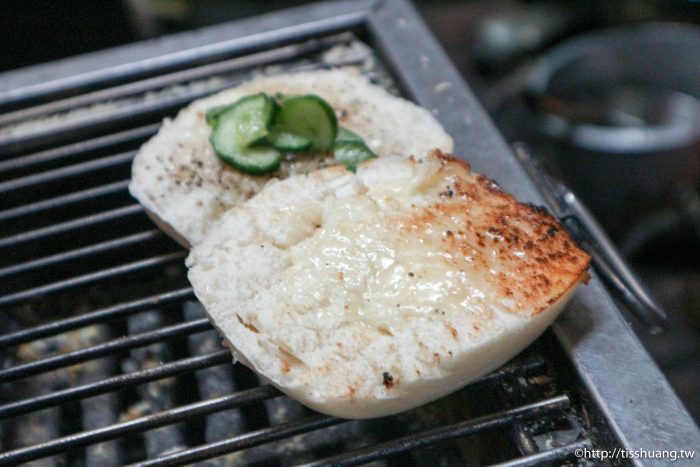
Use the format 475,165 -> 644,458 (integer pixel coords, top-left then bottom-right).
1,0 -> 698,465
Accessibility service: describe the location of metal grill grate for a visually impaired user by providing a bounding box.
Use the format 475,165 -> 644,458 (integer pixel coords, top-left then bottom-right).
2,1 -> 695,465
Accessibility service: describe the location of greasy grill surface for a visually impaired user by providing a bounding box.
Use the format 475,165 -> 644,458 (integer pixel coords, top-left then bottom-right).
0,26 -> 618,466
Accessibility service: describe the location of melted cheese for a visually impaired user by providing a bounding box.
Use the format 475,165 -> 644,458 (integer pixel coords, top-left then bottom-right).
280,170 -> 496,331
186,150 -> 590,418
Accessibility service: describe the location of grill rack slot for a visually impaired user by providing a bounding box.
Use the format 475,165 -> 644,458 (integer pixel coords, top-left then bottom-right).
0,250 -> 186,309
0,287 -> 194,347
0,179 -> 130,223
0,204 -> 143,250
0,343 -> 546,419
0,351 -> 231,419
0,124 -> 157,178
298,395 -> 570,467
0,33 -> 356,129
0,9 -> 367,113
0,386 -> 282,465
0,229 -> 160,279
0,38 -> 365,157
0,314 -> 205,383
0,151 -> 134,198
0,6 -> 628,466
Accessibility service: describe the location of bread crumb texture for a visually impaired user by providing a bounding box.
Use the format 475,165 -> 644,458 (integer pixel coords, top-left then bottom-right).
130,68 -> 453,246
187,150 -> 590,417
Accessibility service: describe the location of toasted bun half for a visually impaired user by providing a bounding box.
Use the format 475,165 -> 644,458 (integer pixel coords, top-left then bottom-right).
186,150 -> 590,418
129,68 -> 453,247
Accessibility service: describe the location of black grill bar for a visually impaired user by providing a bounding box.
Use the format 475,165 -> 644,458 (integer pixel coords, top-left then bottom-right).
0,151 -> 133,195
299,395 -> 571,467
490,440 -> 592,467
0,179 -> 129,222
128,414 -> 343,467
0,351 -> 231,419
0,318 -> 211,382
0,230 -> 162,280
0,34 -> 354,128
0,251 -> 186,308
0,84 -> 221,155
0,204 -> 142,249
0,287 -> 193,347
0,351 -> 545,422
0,124 -> 157,175
0,386 -> 281,466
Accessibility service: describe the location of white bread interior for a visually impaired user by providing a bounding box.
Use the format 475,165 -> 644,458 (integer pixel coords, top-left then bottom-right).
129,68 -> 453,247
186,151 -> 590,418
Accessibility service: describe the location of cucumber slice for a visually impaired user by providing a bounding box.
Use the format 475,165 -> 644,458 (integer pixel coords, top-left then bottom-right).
336,127 -> 363,143
275,95 -> 337,151
214,145 -> 282,175
333,141 -> 377,172
209,94 -> 281,175
205,104 -> 231,126
210,93 -> 275,149
268,127 -> 312,152
274,92 -> 291,104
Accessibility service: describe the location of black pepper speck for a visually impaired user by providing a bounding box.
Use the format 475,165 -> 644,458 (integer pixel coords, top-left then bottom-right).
382,372 -> 394,388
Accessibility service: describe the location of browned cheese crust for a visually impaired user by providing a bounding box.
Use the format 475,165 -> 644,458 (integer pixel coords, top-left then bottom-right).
400,150 -> 591,317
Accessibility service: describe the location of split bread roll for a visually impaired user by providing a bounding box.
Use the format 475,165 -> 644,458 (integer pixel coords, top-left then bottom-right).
186,150 -> 590,419
129,69 -> 453,247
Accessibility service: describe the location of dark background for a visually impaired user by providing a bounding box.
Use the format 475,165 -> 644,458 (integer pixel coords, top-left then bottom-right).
4,0 -> 700,75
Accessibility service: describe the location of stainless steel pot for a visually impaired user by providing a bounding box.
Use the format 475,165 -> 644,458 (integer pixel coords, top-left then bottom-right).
526,23 -> 700,237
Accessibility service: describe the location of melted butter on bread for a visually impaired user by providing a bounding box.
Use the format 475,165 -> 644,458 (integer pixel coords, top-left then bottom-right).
282,152 -> 588,331
187,150 -> 590,418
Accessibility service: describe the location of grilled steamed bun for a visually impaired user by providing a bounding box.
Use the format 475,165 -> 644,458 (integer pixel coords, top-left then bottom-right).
186,150 -> 590,418
129,68 -> 453,247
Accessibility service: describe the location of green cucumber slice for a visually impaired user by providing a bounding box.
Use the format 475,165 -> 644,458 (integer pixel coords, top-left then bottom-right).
268,127 -> 312,151
209,94 -> 281,175
205,104 -> 231,126
275,95 -> 337,151
210,93 -> 275,149
274,92 -> 291,104
215,145 -> 282,176
336,127 -> 363,143
333,141 -> 377,172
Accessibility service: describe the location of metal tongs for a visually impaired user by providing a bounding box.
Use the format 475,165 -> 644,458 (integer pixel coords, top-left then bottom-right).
513,143 -> 668,334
